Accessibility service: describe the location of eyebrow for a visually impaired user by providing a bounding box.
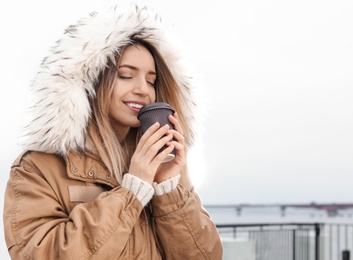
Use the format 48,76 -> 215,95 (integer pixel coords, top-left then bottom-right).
118,64 -> 156,75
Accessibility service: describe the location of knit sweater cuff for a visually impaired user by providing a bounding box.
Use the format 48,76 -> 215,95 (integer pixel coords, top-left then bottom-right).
121,174 -> 154,207
153,175 -> 181,196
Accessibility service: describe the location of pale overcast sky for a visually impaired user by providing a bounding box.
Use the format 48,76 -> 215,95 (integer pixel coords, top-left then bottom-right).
0,0 -> 352,256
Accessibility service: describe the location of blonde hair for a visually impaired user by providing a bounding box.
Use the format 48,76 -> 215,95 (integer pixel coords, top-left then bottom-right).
88,39 -> 191,183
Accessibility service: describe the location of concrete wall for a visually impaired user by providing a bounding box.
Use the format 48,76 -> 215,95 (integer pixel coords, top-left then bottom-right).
222,236 -> 329,260
222,238 -> 256,260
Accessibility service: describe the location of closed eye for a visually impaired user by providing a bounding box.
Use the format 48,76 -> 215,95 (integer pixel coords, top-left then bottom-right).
118,75 -> 132,79
147,81 -> 156,87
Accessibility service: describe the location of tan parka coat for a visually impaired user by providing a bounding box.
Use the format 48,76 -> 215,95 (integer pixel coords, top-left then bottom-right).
4,150 -> 222,259
3,4 -> 223,259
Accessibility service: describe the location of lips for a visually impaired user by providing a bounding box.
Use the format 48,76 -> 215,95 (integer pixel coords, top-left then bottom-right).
123,101 -> 146,113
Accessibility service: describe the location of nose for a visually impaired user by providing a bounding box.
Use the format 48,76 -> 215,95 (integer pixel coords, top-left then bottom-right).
133,77 -> 150,96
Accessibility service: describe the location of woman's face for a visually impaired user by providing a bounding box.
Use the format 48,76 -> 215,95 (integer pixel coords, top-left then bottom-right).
109,44 -> 156,137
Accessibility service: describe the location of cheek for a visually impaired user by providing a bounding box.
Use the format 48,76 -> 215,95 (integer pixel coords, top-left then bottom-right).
110,83 -> 123,104
151,89 -> 156,102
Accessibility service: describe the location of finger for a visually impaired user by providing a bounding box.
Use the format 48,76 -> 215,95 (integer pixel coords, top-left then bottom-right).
144,133 -> 173,162
140,124 -> 171,156
164,140 -> 186,167
136,122 -> 160,152
129,132 -> 173,177
137,123 -> 168,153
173,112 -> 179,120
168,113 -> 184,135
168,139 -> 184,155
152,143 -> 175,165
166,128 -> 185,144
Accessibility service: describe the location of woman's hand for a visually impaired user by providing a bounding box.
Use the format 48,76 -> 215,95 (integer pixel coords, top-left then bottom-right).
154,112 -> 187,183
128,122 -> 175,184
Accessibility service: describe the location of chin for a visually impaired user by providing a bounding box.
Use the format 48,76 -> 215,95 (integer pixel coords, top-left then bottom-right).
130,120 -> 141,128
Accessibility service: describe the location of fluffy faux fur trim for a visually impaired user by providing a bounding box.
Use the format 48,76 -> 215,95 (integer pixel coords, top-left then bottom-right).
20,5 -> 196,155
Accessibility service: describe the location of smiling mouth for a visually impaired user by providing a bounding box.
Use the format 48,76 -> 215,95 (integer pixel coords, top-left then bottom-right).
124,102 -> 145,113
125,102 -> 144,109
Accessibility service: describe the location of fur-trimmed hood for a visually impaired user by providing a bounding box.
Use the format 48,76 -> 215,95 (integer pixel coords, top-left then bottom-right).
20,5 -> 197,155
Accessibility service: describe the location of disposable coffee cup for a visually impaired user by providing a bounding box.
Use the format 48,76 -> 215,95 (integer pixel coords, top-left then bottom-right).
137,102 -> 176,163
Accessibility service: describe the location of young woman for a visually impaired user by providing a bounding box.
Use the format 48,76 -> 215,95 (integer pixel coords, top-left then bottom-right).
3,5 -> 222,259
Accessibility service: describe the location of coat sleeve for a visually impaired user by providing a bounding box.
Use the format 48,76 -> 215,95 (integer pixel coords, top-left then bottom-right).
3,156 -> 143,259
151,185 -> 223,260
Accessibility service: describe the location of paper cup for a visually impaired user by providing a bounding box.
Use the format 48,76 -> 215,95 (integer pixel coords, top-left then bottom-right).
137,102 -> 176,163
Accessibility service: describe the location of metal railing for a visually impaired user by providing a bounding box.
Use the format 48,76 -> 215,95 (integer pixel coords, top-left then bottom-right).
216,223 -> 353,260
325,224 -> 353,260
